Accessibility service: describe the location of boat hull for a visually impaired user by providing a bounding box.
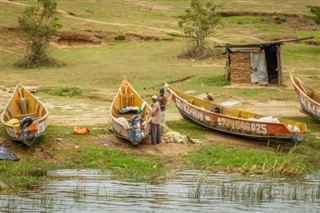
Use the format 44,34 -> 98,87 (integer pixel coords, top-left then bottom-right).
111,118 -> 150,146
177,107 -> 304,143
1,84 -> 49,147
291,75 -> 320,121
168,86 -> 306,144
4,120 -> 48,146
110,80 -> 152,146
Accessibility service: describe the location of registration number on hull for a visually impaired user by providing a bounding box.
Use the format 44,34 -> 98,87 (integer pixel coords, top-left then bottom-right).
217,117 -> 267,134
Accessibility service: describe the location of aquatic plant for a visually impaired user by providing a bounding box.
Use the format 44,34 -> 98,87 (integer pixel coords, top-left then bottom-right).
187,171 -> 320,206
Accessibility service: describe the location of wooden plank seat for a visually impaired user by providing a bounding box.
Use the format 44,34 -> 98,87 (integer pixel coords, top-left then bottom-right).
12,112 -> 37,120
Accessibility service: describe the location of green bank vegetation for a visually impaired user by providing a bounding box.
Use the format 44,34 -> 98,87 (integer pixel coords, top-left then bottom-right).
0,0 -> 319,193
0,125 -> 165,191
1,119 -> 319,192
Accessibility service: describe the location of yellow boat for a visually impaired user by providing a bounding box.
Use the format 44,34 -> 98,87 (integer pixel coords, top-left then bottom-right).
167,84 -> 307,144
1,83 -> 48,146
110,80 -> 152,145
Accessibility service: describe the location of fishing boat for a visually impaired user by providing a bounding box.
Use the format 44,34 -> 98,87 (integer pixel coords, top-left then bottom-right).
1,83 -> 48,146
166,84 -> 307,144
110,80 -> 152,145
291,75 -> 320,121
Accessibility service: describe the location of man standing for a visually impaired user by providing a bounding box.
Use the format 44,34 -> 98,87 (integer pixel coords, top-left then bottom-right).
150,95 -> 161,145
158,88 -> 167,124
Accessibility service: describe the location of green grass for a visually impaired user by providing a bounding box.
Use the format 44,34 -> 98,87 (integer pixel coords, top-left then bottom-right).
0,125 -> 167,191
0,0 -> 320,193
0,160 -> 54,190
186,144 -> 308,175
48,87 -> 84,97
74,147 -> 165,182
285,116 -> 320,151
284,44 -> 320,69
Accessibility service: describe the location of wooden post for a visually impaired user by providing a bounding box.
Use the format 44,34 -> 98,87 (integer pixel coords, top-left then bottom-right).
276,45 -> 282,86
262,49 -> 269,86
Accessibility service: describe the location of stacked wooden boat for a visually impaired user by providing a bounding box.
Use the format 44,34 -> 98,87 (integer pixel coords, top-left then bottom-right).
166,84 -> 307,144
291,75 -> 320,121
110,80 -> 152,145
1,83 -> 48,146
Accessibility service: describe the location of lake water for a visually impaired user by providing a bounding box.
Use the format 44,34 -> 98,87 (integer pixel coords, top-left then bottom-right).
1,169 -> 319,212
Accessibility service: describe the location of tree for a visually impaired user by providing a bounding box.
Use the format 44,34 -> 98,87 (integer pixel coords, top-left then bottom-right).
178,0 -> 221,59
310,6 -> 320,24
15,0 -> 62,68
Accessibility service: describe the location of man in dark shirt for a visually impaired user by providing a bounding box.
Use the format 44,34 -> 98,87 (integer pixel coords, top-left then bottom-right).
158,88 -> 167,124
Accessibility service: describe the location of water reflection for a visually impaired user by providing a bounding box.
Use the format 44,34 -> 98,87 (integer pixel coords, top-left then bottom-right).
1,170 -> 319,212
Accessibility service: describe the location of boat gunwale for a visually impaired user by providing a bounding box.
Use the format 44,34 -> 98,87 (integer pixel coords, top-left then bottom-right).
110,80 -> 152,125
110,80 -> 152,141
1,83 -> 49,128
166,85 -> 307,135
290,75 -> 320,109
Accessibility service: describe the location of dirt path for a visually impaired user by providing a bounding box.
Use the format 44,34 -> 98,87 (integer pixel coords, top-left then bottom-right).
94,134 -> 197,157
122,0 -> 172,12
0,85 -> 305,127
241,99 -> 304,117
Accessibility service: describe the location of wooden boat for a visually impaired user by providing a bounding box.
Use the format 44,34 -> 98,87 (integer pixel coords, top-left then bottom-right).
166,84 -> 307,144
1,83 -> 48,146
291,75 -> 320,121
110,80 -> 152,145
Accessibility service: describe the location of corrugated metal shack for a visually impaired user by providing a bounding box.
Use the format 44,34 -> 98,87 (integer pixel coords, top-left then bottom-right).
224,37 -> 312,86
225,41 -> 282,86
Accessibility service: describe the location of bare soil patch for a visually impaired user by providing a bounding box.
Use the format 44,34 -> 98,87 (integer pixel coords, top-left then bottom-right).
122,0 -> 172,12
51,31 -> 103,48
304,40 -> 320,46
0,27 -> 24,54
220,11 -> 320,31
205,130 -> 303,153
51,30 -> 173,48
220,11 -> 300,18
242,99 -> 304,117
205,133 -> 277,152
46,102 -> 109,126
94,134 -> 197,157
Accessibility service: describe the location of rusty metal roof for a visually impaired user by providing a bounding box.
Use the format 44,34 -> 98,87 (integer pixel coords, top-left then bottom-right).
223,37 -> 314,48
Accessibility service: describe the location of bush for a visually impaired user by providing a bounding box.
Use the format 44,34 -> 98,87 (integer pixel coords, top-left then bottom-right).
310,6 -> 320,24
178,0 -> 221,59
15,0 -> 62,68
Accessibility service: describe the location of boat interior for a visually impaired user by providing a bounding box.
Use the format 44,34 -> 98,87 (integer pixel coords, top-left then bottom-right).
111,81 -> 151,121
3,85 -> 46,124
292,76 -> 320,103
169,86 -> 306,132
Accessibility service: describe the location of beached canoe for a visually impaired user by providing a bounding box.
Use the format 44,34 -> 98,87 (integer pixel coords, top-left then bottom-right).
166,84 -> 307,144
291,75 -> 320,121
110,80 -> 152,145
1,83 -> 48,146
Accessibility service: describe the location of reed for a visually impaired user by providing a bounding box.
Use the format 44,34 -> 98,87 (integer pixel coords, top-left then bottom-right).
186,144 -> 307,176
187,172 -> 320,206
72,182 -> 87,202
